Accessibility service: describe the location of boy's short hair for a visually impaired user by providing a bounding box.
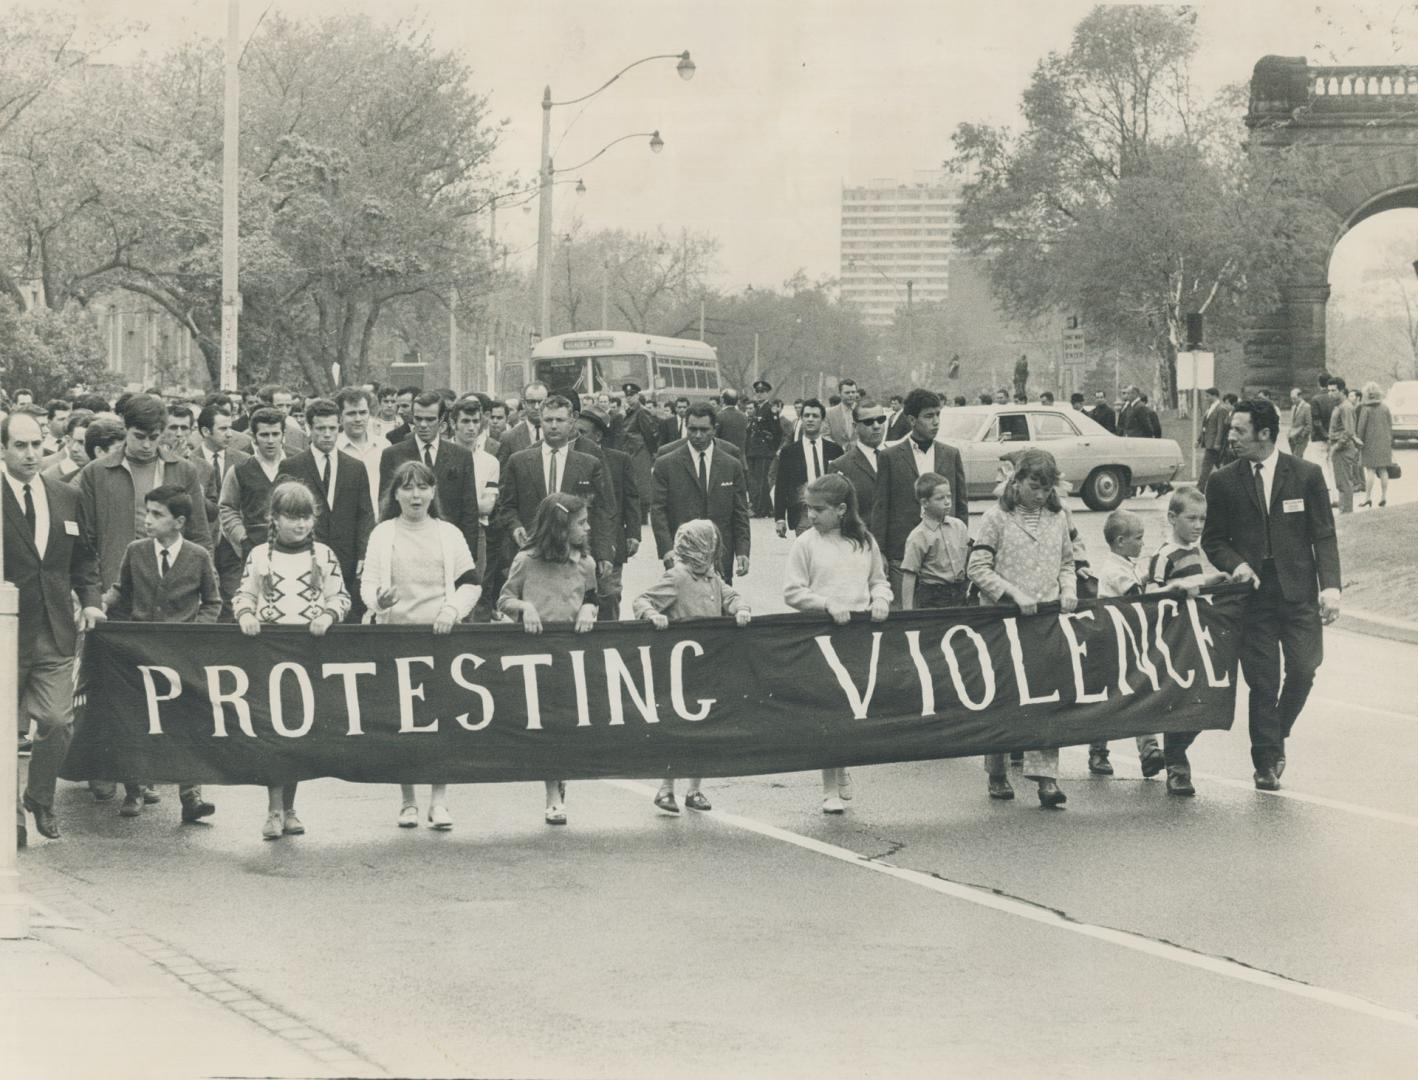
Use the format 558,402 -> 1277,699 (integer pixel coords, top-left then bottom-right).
1167,487 -> 1207,516
913,471 -> 950,501
1103,509 -> 1142,546
144,484 -> 192,523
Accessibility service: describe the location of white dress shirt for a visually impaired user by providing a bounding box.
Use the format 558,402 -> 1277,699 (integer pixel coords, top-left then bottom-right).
153,535 -> 185,573
1253,445 -> 1278,508
857,442 -> 880,474
908,437 -> 934,478
315,448 -> 339,509
5,470 -> 49,558
335,431 -> 389,509
802,436 -> 825,485
414,436 -> 440,467
692,440 -> 715,487
541,442 -> 567,492
472,448 -> 499,523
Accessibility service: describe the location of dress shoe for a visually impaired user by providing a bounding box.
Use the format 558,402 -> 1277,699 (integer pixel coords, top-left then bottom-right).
1140,749 -> 1167,778
653,791 -> 680,814
1036,781 -> 1067,808
119,794 -> 143,817
1166,769 -> 1195,796
1274,756 -> 1286,779
90,782 -> 116,803
428,804 -> 453,830
17,824 -> 27,849
1087,749 -> 1113,775
22,794 -> 60,839
683,791 -> 712,812
180,797 -> 216,823
987,775 -> 1015,800
141,786 -> 161,805
1254,768 -> 1280,792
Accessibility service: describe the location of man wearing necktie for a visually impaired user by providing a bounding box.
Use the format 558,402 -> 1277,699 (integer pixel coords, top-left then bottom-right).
828,398 -> 889,521
650,403 -> 751,583
4,413 -> 104,847
871,389 -> 968,608
279,398 -> 375,622
775,399 -> 844,537
379,391 -> 480,563
1198,397 -> 1340,792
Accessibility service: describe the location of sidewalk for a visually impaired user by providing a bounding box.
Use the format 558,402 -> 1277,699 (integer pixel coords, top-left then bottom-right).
1337,605 -> 1418,645
1,882 -> 381,1080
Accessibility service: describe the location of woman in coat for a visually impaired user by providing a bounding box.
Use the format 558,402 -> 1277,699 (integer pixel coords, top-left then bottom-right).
1356,381 -> 1395,507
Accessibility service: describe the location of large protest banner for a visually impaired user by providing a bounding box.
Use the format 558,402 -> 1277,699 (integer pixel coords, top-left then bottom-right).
63,587 -> 1245,784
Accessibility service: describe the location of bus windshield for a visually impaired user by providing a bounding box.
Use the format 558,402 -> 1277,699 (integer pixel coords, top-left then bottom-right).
533,354 -> 650,396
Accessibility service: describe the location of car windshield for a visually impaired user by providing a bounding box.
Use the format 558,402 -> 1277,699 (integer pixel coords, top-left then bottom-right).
1386,384 -> 1418,410
937,412 -> 985,441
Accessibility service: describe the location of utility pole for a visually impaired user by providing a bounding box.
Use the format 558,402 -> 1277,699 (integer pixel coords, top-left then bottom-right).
751,332 -> 760,387
601,260 -> 609,331
699,297 -> 706,341
536,86 -> 554,338
219,0 -> 240,390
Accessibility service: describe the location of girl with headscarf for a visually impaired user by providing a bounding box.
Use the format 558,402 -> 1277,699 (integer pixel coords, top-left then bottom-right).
633,519 -> 752,814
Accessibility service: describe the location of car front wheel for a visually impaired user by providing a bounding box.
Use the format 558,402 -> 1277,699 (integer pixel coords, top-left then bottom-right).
1081,466 -> 1127,512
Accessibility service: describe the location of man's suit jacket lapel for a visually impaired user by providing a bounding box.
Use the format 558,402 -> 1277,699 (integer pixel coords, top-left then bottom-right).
2,484 -> 40,560
1269,454 -> 1292,514
529,449 -> 548,502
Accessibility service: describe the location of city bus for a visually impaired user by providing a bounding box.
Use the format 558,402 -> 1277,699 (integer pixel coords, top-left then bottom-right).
526,331 -> 722,402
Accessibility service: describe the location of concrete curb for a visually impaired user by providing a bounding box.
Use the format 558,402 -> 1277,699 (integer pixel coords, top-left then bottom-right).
1336,607 -> 1418,646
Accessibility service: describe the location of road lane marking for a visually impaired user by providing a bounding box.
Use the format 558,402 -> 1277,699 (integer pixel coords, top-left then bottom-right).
602,779 -> 1418,1033
1189,772 -> 1418,827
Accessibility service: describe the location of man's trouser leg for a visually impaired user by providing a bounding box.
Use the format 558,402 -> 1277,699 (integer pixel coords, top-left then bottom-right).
597,563 -> 623,622
1332,446 -> 1358,512
1196,449 -> 1218,492
1238,570 -> 1319,772
16,642 -> 74,830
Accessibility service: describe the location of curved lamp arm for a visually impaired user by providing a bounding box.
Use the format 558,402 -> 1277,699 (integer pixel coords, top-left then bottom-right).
550,52 -> 694,107
557,132 -> 661,175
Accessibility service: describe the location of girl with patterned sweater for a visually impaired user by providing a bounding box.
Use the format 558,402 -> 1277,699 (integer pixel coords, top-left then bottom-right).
234,480 -> 350,840
967,449 -> 1077,808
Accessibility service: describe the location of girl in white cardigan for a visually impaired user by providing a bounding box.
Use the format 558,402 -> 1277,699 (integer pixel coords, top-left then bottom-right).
361,460 -> 480,831
783,473 -> 891,814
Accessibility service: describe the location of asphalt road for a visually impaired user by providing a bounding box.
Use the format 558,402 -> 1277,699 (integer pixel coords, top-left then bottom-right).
22,477 -> 1418,1079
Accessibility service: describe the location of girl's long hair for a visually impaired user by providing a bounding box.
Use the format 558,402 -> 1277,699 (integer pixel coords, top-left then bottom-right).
806,472 -> 872,551
527,492 -> 587,563
381,459 -> 443,522
263,479 -> 324,596
998,448 -> 1062,513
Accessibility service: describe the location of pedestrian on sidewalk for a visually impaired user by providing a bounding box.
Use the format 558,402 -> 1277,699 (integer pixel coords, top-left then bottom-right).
1356,382 -> 1393,508
966,448 -> 1078,808
633,519 -> 752,815
362,460 -> 480,832
783,473 -> 891,815
1327,377 -> 1362,513
105,485 -> 222,822
498,492 -> 599,826
234,481 -> 350,840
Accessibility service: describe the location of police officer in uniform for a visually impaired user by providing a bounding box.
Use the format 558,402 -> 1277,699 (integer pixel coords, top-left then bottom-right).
745,379 -> 782,517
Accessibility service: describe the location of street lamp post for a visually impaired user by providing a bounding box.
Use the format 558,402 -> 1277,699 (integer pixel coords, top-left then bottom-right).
535,51 -> 694,337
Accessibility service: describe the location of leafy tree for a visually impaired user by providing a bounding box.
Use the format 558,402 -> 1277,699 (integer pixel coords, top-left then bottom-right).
949,5 -> 1335,406
0,302 -> 113,400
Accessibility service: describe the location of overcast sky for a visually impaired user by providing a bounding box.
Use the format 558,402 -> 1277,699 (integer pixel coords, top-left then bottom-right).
67,0 -> 1418,303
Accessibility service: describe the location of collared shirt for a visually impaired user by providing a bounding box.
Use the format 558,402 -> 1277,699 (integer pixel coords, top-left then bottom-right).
314,447 -> 339,509
856,442 -> 880,474
153,535 -> 185,574
1253,445 -> 1279,509
472,447 -> 499,524
415,436 -> 440,467
254,453 -> 283,482
4,470 -> 49,558
692,440 -> 715,487
908,437 -> 934,478
203,445 -> 225,479
335,430 -> 389,509
802,436 -> 825,485
541,441 -> 567,492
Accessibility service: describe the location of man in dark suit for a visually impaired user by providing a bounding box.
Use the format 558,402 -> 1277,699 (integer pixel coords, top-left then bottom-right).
828,397 -> 889,521
659,397 -> 690,445
715,389 -> 750,457
193,402 -> 249,617
379,391 -> 479,559
1087,390 -> 1116,434
495,381 -> 548,467
4,413 -> 105,846
495,395 -> 615,566
655,432 -> 744,464
1116,385 -> 1154,438
651,402 -> 751,583
774,398 -> 844,536
1195,387 -> 1231,492
1189,397 -> 1341,793
870,389 -> 968,607
575,406 -> 641,619
279,398 -> 375,621
618,382 -> 661,523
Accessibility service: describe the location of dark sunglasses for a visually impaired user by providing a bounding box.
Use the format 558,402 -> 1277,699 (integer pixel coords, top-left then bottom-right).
859,416 -> 888,425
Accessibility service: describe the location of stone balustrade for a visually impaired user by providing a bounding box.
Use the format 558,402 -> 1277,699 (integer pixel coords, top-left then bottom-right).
1309,66 -> 1418,99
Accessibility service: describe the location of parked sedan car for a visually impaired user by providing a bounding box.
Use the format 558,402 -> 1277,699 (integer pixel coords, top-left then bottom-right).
1386,380 -> 1418,444
932,404 -> 1183,511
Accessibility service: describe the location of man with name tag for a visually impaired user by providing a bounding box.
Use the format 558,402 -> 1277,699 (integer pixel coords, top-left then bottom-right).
1199,397 -> 1340,791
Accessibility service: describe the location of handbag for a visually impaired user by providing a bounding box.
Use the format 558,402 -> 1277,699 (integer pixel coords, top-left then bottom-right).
1390,462 -> 1403,480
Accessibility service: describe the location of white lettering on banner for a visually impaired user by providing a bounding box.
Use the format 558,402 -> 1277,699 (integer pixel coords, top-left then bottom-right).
1057,612 -> 1109,704
1106,604 -> 1162,695
502,653 -> 553,730
1185,597 -> 1232,688
668,640 -> 716,721
269,662 -> 315,737
206,665 -> 255,737
1152,599 -> 1196,689
604,646 -> 660,726
395,656 -> 438,733
322,662 -> 377,735
449,654 -> 494,731
139,665 -> 181,735
568,650 -> 592,727
902,631 -> 936,716
1004,618 -> 1062,706
940,626 -> 996,711
815,632 -> 882,720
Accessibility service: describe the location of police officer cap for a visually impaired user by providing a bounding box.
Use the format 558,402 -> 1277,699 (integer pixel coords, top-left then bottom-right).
622,382 -> 641,395
580,406 -> 612,433
753,379 -> 772,392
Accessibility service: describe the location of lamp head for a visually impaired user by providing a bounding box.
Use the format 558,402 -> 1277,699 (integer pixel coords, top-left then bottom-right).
649,130 -> 664,154
575,178 -> 586,194
677,51 -> 696,81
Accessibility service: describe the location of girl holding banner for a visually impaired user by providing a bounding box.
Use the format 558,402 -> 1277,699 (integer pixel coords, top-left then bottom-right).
498,492 -> 599,826
234,480 -> 350,840
362,461 -> 481,831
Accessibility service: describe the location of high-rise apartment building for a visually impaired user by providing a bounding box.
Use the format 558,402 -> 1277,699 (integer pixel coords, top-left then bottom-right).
839,174 -> 960,327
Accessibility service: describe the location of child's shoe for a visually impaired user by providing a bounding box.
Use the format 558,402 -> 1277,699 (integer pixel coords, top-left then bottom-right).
282,810 -> 305,835
262,812 -> 283,840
